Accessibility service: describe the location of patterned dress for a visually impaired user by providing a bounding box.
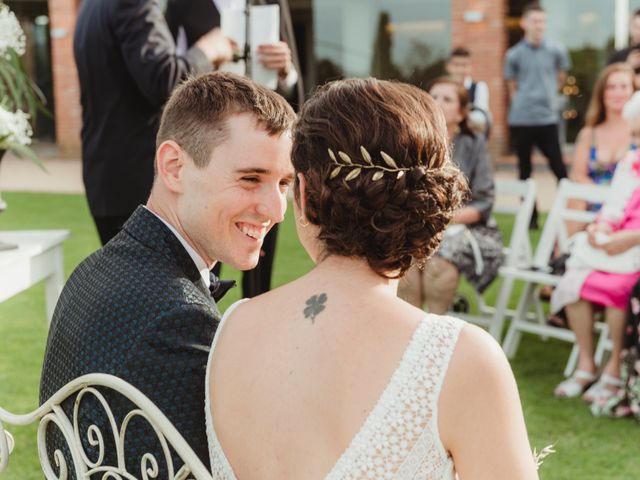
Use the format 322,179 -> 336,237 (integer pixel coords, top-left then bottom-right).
586,130 -> 634,211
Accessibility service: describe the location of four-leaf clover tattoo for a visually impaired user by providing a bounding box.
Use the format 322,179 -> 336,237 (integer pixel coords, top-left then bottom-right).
303,293 -> 327,323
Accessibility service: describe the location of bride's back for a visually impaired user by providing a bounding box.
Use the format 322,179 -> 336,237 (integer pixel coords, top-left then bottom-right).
209,271 -> 437,479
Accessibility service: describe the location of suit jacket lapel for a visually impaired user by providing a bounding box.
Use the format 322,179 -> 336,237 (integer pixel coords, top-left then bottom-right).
122,206 -> 210,297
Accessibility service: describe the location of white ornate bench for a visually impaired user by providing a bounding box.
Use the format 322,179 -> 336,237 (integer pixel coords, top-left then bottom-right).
0,373 -> 213,479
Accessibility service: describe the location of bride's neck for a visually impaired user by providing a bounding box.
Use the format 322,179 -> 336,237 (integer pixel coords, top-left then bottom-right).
311,255 -> 399,294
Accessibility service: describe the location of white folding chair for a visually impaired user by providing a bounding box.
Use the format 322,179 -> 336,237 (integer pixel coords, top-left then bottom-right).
490,179 -> 612,376
454,179 -> 537,331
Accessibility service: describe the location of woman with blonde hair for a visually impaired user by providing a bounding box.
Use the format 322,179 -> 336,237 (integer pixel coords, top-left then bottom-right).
570,63 -> 636,215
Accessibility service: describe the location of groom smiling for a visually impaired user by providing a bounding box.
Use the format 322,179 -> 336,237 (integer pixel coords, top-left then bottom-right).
39,72 -> 295,472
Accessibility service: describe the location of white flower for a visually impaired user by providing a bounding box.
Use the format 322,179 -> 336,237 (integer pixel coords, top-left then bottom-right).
0,105 -> 33,149
0,3 -> 26,58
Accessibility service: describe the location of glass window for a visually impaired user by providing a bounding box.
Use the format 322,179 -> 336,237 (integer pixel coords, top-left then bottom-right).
292,0 -> 450,93
540,0 -> 615,142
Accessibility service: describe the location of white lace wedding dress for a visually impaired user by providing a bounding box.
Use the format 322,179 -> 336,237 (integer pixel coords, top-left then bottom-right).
205,300 -> 463,479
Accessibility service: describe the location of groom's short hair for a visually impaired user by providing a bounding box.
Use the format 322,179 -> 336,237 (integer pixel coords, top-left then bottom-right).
157,72 -> 295,168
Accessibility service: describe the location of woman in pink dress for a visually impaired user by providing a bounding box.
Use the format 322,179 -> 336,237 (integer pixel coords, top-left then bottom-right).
554,152 -> 640,401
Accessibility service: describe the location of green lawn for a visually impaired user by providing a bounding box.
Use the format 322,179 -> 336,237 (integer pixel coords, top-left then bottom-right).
0,191 -> 638,479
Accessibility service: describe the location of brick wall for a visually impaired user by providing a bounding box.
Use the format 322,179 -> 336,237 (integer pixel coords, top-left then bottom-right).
47,1 -> 511,159
49,0 -> 81,157
451,0 -> 508,158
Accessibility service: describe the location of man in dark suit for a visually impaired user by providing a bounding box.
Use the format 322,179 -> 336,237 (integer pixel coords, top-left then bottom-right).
74,0 -> 236,245
165,0 -> 304,106
40,72 -> 296,473
166,0 -> 304,298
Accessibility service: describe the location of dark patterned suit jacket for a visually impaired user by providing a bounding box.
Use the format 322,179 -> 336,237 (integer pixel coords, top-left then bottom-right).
39,206 -> 219,474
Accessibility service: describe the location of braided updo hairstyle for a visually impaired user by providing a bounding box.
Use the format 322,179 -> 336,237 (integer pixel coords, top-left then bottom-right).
292,78 -> 468,278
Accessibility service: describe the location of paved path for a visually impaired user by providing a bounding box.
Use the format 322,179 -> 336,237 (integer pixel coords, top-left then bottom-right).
1,153 -> 84,194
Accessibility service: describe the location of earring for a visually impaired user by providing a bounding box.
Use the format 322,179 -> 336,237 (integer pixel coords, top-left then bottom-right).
297,214 -> 309,227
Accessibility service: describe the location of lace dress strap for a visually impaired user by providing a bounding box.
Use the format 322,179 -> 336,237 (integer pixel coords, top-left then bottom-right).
206,299 -> 248,479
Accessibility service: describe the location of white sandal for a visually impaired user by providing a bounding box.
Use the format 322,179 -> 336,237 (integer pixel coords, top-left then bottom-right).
582,374 -> 624,404
554,370 -> 597,398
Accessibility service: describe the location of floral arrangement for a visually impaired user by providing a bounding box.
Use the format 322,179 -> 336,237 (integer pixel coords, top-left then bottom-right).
0,2 -> 45,169
0,3 -> 25,56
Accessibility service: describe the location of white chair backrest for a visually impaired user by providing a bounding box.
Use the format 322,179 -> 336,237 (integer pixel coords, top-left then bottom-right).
494,178 -> 536,267
0,373 -> 213,480
532,179 -> 611,269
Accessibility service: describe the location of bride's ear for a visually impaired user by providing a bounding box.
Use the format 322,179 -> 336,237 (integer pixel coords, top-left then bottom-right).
296,172 -> 309,219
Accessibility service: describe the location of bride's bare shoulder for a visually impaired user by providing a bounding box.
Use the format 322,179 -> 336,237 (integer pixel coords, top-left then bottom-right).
444,322 -> 513,387
438,322 -> 522,440
431,321 -> 517,422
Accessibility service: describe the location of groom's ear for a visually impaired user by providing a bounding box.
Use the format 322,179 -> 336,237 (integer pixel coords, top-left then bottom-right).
156,140 -> 185,194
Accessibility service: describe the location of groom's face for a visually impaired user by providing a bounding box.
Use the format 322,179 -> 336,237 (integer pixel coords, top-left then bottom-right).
178,112 -> 294,270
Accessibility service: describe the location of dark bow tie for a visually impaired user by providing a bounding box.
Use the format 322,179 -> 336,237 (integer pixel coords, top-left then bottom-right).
209,271 -> 236,302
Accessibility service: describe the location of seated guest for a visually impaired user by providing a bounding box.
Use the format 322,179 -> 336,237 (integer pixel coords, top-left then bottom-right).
545,68 -> 637,315
572,64 -> 635,187
591,278 -> 640,418
553,146 -> 640,401
400,77 -> 503,313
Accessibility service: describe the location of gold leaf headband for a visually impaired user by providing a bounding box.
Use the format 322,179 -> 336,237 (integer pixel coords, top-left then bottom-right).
328,146 -> 411,181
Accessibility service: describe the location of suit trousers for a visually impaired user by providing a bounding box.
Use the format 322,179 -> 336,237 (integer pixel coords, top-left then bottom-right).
510,124 -> 568,181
